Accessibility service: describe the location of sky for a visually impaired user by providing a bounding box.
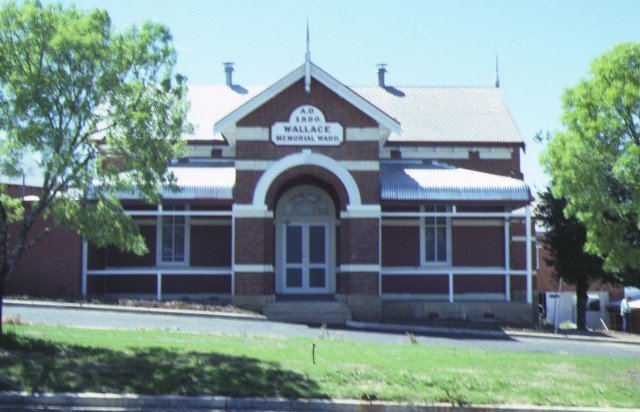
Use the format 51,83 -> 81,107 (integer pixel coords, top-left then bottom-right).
42,0 -> 640,193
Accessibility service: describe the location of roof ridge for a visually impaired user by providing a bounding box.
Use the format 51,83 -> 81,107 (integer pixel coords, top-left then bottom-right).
188,83 -> 500,90
350,85 -> 499,90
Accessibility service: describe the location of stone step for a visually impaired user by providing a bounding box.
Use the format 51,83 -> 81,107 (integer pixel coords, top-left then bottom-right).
263,301 -> 352,325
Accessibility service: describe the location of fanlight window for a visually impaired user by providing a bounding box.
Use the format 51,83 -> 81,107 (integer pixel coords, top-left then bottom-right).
283,191 -> 329,216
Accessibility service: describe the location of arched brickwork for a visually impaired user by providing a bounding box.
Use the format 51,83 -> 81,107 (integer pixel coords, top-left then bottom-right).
265,165 -> 350,212
251,151 -> 363,209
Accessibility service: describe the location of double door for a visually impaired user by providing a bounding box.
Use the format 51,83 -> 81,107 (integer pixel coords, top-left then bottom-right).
283,223 -> 328,293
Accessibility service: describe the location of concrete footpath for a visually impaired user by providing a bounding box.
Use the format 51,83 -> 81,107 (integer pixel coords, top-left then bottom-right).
347,320 -> 640,345
5,298 -> 640,345
0,392 -> 637,412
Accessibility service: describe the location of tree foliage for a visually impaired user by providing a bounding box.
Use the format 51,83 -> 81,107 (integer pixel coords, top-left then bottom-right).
0,0 -> 191,331
535,187 -> 611,329
542,43 -> 640,282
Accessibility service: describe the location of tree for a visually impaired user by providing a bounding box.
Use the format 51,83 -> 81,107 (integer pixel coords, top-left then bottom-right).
535,187 -> 613,330
0,0 -> 191,335
542,43 -> 640,284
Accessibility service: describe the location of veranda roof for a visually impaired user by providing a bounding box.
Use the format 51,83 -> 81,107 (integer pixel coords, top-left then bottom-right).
116,162 -> 235,200
117,161 -> 531,203
380,161 -> 531,203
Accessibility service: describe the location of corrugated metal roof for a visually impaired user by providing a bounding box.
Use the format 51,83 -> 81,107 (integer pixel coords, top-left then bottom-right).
116,163 -> 235,200
187,84 -> 523,145
380,162 -> 531,202
351,87 -> 523,144
187,85 -> 265,141
166,163 -> 235,199
115,161 -> 531,203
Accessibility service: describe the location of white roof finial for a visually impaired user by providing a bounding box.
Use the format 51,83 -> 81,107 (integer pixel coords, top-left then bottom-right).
305,20 -> 311,94
495,54 -> 500,88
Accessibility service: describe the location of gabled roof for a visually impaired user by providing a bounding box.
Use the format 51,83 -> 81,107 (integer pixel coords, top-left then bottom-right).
212,62 -> 402,146
380,161 -> 531,203
186,65 -> 524,147
352,87 -> 523,145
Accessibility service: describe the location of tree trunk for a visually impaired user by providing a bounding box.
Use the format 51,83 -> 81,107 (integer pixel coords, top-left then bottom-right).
0,275 -> 4,337
575,278 -> 589,330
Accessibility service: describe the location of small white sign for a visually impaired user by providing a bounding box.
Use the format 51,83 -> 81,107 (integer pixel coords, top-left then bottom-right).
271,105 -> 343,146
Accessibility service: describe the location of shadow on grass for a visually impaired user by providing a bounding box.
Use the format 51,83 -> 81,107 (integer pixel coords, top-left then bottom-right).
0,332 -> 326,398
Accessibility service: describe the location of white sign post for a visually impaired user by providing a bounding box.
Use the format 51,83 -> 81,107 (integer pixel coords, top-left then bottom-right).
271,105 -> 343,146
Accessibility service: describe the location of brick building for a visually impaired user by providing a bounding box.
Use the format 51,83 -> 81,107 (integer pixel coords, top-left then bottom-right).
535,230 -> 625,330
5,59 -> 535,324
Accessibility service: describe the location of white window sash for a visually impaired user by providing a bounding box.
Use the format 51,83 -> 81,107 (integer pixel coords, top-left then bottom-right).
420,205 -> 451,266
156,206 -> 190,266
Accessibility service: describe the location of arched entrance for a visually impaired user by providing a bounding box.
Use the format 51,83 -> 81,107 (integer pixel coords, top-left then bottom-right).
275,185 -> 336,294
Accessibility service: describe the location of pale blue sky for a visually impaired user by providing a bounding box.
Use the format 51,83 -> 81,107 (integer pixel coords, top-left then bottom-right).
52,0 -> 640,193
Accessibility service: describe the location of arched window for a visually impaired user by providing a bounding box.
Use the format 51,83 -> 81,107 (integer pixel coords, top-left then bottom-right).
282,191 -> 330,217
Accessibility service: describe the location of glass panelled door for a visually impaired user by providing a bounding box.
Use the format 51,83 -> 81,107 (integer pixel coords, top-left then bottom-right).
284,223 -> 328,293
276,186 -> 335,295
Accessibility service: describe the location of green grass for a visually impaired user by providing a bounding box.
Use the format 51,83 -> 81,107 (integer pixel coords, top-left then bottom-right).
1,324 -> 639,408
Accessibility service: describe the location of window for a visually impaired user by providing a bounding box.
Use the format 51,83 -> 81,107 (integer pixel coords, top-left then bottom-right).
159,205 -> 188,264
423,205 -> 449,264
282,191 -> 330,217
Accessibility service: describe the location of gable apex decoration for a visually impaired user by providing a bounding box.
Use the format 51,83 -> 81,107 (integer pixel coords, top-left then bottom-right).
305,20 -> 311,94
213,62 -> 401,147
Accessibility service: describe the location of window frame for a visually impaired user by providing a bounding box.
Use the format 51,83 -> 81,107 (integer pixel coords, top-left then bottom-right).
156,205 -> 190,266
420,205 -> 451,266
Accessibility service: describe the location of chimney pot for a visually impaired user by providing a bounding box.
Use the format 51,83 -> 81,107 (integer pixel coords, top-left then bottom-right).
377,63 -> 387,87
223,62 -> 234,86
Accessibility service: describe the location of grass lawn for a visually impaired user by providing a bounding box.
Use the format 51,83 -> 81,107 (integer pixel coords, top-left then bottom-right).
0,324 -> 639,408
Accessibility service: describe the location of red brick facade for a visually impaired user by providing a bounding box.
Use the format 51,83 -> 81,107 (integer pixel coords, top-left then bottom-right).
238,79 -> 377,129
446,146 -> 523,179
6,221 -> 81,296
4,185 -> 82,297
338,272 -> 379,295
339,219 -> 379,265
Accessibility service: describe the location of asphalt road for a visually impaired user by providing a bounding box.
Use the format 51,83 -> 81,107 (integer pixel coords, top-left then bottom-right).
5,303 -> 640,358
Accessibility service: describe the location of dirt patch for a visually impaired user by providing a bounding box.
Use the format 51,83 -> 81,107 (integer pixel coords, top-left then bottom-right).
6,295 -> 259,316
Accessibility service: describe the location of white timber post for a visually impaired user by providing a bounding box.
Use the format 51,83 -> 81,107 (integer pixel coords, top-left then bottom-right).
504,215 -> 511,302
81,239 -> 88,296
231,211 -> 236,298
157,272 -> 162,301
526,205 -> 533,304
449,271 -> 454,303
